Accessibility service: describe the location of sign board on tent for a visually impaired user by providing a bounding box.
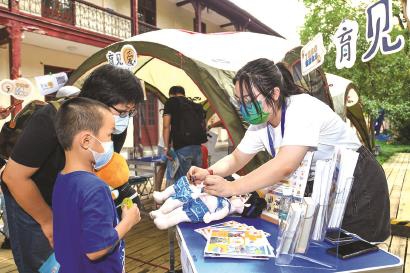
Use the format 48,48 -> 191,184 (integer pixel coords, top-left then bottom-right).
301,33 -> 326,76
106,44 -> 138,70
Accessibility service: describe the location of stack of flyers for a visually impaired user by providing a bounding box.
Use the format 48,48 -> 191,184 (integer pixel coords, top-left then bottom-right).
204,228 -> 275,260
195,221 -> 270,240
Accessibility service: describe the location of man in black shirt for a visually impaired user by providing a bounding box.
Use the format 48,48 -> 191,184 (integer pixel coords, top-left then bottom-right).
1,65 -> 144,273
162,86 -> 202,181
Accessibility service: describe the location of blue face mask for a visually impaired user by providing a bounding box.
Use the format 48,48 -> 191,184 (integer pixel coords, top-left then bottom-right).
239,101 -> 270,125
89,135 -> 114,170
113,115 -> 130,135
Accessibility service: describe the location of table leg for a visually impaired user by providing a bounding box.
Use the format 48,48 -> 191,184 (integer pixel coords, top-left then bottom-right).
166,227 -> 182,273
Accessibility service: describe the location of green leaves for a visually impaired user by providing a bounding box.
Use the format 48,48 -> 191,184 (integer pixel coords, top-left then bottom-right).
301,0 -> 410,143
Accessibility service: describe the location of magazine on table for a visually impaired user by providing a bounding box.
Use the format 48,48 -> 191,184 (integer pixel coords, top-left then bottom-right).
204,229 -> 275,260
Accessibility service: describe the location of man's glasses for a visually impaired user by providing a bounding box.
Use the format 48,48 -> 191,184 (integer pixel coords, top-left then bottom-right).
110,105 -> 137,118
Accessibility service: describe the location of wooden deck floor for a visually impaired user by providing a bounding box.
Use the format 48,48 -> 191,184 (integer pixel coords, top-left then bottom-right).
0,153 -> 409,273
379,153 -> 410,273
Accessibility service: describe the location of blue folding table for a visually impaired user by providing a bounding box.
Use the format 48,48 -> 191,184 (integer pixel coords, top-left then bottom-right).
176,216 -> 403,273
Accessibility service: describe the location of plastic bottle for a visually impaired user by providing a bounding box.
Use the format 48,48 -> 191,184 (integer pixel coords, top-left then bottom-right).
278,187 -> 293,230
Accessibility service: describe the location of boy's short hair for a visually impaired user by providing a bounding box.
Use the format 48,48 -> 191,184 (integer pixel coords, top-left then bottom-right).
79,64 -> 144,106
169,86 -> 185,96
55,97 -> 110,150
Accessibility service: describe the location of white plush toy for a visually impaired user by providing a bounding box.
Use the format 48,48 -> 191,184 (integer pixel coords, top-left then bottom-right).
149,176 -> 249,230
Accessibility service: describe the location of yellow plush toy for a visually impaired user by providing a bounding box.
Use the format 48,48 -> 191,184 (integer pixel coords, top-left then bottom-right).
95,152 -> 129,189
95,152 -> 140,211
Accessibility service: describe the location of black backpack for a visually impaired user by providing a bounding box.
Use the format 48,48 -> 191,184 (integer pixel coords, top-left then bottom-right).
174,97 -> 208,145
0,100 -> 62,168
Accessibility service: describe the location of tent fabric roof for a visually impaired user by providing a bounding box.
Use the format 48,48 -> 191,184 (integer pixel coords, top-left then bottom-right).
326,73 -> 373,149
125,29 -> 295,71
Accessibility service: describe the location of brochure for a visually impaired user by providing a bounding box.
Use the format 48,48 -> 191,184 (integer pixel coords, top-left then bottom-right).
204,229 -> 275,260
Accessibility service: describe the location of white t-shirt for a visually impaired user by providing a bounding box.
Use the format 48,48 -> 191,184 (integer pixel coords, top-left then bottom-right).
237,94 -> 361,163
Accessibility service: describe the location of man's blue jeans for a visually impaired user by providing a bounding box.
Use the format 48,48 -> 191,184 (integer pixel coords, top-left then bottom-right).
2,185 -> 52,273
174,145 -> 202,181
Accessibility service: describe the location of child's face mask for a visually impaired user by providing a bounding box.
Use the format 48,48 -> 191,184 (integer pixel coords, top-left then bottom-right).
239,100 -> 270,125
89,135 -> 114,170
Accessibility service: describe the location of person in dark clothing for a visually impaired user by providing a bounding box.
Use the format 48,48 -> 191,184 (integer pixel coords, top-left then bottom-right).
1,64 -> 144,273
162,86 -> 203,181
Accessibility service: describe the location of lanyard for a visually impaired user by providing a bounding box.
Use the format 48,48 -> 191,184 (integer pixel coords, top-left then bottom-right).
267,104 -> 286,157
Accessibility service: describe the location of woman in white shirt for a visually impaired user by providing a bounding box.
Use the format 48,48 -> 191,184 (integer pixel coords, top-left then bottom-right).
188,58 -> 390,242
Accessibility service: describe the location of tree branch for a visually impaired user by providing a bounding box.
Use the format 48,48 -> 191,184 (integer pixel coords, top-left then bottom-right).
394,14 -> 405,29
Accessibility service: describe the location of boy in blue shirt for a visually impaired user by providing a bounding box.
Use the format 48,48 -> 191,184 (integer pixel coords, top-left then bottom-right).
53,97 -> 140,273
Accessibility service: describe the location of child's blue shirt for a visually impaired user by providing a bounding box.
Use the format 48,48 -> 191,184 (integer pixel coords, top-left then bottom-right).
53,171 -> 125,273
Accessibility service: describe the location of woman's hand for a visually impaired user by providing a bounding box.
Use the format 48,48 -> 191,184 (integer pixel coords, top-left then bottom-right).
204,175 -> 235,197
187,166 -> 209,185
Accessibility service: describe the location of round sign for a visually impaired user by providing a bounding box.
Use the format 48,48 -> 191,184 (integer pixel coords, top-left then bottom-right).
13,78 -> 33,100
121,45 -> 137,68
0,79 -> 15,96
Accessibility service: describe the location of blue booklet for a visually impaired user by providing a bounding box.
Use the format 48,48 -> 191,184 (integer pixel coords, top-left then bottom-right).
39,252 -> 60,273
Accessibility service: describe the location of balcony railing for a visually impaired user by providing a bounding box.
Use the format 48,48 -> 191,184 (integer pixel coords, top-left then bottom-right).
19,0 -> 42,16
14,0 -> 132,40
75,0 -> 131,39
138,20 -> 158,34
0,0 -> 8,8
42,0 -> 74,25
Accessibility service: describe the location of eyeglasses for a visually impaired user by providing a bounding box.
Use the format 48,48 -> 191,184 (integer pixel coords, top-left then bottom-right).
229,93 -> 263,108
110,105 -> 137,118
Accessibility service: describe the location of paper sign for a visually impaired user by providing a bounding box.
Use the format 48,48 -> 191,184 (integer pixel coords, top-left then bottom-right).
301,33 -> 326,76
0,78 -> 33,100
0,79 -> 15,96
13,78 -> 33,99
34,72 -> 68,96
106,44 -> 138,70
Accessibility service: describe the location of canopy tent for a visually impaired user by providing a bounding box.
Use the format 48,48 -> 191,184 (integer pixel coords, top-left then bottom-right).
68,29 -> 371,173
326,73 -> 373,150
68,29 -> 296,172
